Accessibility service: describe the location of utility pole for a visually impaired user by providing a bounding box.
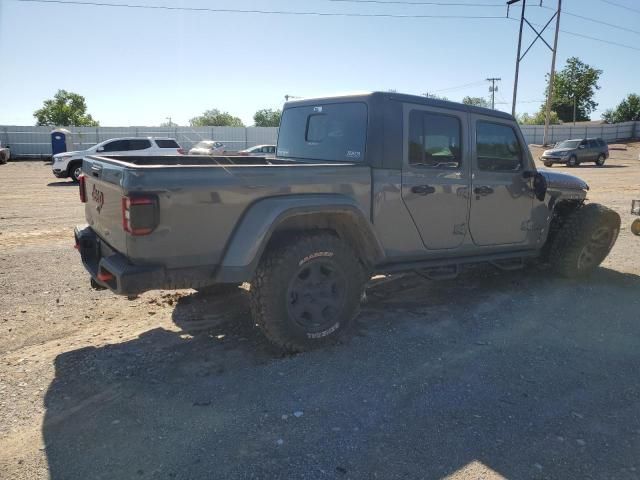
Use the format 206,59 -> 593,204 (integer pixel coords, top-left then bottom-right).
507,0 -> 561,126
165,116 -> 172,127
486,77 -> 501,109
510,0 -> 526,117
543,0 -> 562,146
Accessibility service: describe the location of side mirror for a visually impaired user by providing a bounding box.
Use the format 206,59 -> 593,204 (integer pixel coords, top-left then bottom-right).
533,172 -> 548,201
578,145 -> 585,149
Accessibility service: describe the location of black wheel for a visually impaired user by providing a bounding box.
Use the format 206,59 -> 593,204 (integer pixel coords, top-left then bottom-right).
548,203 -> 620,278
595,154 -> 606,166
70,162 -> 82,182
0,153 -> 7,165
250,232 -> 366,352
567,155 -> 578,167
543,161 -> 553,168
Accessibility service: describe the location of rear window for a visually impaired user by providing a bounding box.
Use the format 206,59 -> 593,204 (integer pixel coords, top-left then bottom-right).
155,139 -> 180,149
277,102 -> 367,162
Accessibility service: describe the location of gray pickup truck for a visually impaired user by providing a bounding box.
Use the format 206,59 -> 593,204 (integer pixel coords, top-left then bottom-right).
75,92 -> 620,351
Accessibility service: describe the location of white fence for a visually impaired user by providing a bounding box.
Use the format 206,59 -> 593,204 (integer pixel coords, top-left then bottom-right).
520,121 -> 637,145
0,125 -> 279,158
1,122 -> 637,158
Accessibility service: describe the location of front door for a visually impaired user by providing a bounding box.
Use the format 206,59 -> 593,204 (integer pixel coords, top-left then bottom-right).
469,116 -> 535,246
401,107 -> 470,250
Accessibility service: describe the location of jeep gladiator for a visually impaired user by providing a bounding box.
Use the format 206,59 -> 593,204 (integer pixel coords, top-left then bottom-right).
75,92 -> 620,351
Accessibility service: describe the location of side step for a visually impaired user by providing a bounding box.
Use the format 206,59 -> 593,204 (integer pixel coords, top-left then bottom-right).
490,257 -> 525,271
419,265 -> 460,280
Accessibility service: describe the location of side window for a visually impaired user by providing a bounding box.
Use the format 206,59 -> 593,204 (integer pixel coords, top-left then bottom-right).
268,146 -> 276,153
476,121 -> 522,172
127,139 -> 151,151
588,140 -> 598,148
102,140 -> 127,152
408,110 -> 462,168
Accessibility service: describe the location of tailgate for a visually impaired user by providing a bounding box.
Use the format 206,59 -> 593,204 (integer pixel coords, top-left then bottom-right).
83,157 -> 128,254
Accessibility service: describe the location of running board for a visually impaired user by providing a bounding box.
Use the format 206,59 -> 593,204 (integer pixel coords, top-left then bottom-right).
377,249 -> 538,275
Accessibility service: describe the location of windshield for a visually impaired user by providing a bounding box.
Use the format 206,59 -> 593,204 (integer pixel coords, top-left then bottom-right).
277,102 -> 367,162
555,140 -> 581,149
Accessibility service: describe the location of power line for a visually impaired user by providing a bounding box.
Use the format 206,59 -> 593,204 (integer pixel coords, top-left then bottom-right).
14,0 -> 507,18
326,0 -> 504,6
505,16 -> 640,52
598,0 -> 640,15
540,4 -> 640,36
433,80 -> 488,92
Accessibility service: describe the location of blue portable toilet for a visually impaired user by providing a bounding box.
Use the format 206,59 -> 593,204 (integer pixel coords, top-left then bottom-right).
51,128 -> 73,156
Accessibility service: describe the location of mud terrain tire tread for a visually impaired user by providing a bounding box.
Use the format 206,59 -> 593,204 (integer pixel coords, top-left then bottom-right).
548,203 -> 620,278
250,232 -> 365,352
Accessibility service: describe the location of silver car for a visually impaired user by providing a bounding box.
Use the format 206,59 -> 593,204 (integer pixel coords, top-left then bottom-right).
541,138 -> 609,167
238,145 -> 276,156
188,141 -> 226,155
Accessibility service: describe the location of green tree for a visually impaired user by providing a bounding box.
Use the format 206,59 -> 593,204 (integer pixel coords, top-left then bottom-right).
462,96 -> 490,108
547,57 -> 602,123
189,109 -> 244,127
253,108 -> 282,127
33,89 -> 99,126
602,94 -> 640,123
517,109 -> 560,125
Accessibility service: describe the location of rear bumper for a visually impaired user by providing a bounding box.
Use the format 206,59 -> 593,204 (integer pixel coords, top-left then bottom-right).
74,225 -> 219,295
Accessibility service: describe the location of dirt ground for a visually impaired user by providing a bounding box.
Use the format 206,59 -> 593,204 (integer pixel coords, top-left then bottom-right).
1,144 -> 639,480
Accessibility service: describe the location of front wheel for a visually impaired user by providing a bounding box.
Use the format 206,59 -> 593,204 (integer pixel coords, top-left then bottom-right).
70,163 -> 82,182
543,161 -> 553,168
548,203 -> 620,278
250,232 -> 366,352
567,155 -> 578,167
595,154 -> 606,166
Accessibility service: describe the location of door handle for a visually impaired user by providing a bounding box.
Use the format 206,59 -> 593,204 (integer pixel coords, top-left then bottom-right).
474,186 -> 494,196
411,185 -> 436,195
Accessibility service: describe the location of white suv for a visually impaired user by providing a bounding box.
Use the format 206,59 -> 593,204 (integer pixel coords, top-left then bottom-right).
52,137 -> 183,182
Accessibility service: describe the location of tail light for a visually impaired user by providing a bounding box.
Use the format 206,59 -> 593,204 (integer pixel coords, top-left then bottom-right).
177,148 -> 186,155
122,194 -> 159,236
79,174 -> 87,203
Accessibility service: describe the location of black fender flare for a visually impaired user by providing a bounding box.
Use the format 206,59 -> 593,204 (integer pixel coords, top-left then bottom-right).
215,194 -> 384,283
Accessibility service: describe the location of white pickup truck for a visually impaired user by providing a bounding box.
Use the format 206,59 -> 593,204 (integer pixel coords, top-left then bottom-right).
52,137 -> 183,182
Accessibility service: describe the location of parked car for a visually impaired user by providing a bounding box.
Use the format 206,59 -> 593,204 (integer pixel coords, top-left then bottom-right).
541,138 -> 609,167
238,145 -> 276,156
52,137 -> 183,182
74,91 -> 620,352
0,142 -> 10,164
188,141 -> 226,155
632,200 -> 640,236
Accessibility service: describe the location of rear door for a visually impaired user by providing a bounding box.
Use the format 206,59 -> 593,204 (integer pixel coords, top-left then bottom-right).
468,116 -> 534,246
401,105 -> 470,250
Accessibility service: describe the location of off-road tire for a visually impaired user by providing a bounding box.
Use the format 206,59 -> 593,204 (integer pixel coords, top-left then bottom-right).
548,203 -> 620,278
70,162 -> 82,182
250,232 -> 366,352
595,154 -> 606,166
567,155 -> 578,167
543,161 -> 553,168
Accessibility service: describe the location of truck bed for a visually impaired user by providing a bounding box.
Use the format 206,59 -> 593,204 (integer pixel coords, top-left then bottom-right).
80,154 -> 372,288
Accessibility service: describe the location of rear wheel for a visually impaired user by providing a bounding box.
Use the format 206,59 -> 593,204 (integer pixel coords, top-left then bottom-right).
250,232 -> 366,352
70,162 -> 82,182
567,155 -> 578,167
595,154 -> 606,166
548,203 -> 620,278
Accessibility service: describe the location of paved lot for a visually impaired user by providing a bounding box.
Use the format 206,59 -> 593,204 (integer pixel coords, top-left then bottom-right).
1,145 -> 639,479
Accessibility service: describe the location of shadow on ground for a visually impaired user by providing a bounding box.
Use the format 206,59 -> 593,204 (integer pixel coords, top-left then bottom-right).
42,267 -> 640,479
47,181 -> 76,187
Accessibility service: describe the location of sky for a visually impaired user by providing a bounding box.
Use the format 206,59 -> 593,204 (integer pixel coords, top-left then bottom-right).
0,0 -> 638,126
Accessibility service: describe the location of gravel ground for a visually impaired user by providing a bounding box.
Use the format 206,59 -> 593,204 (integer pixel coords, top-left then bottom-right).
1,144 -> 639,480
